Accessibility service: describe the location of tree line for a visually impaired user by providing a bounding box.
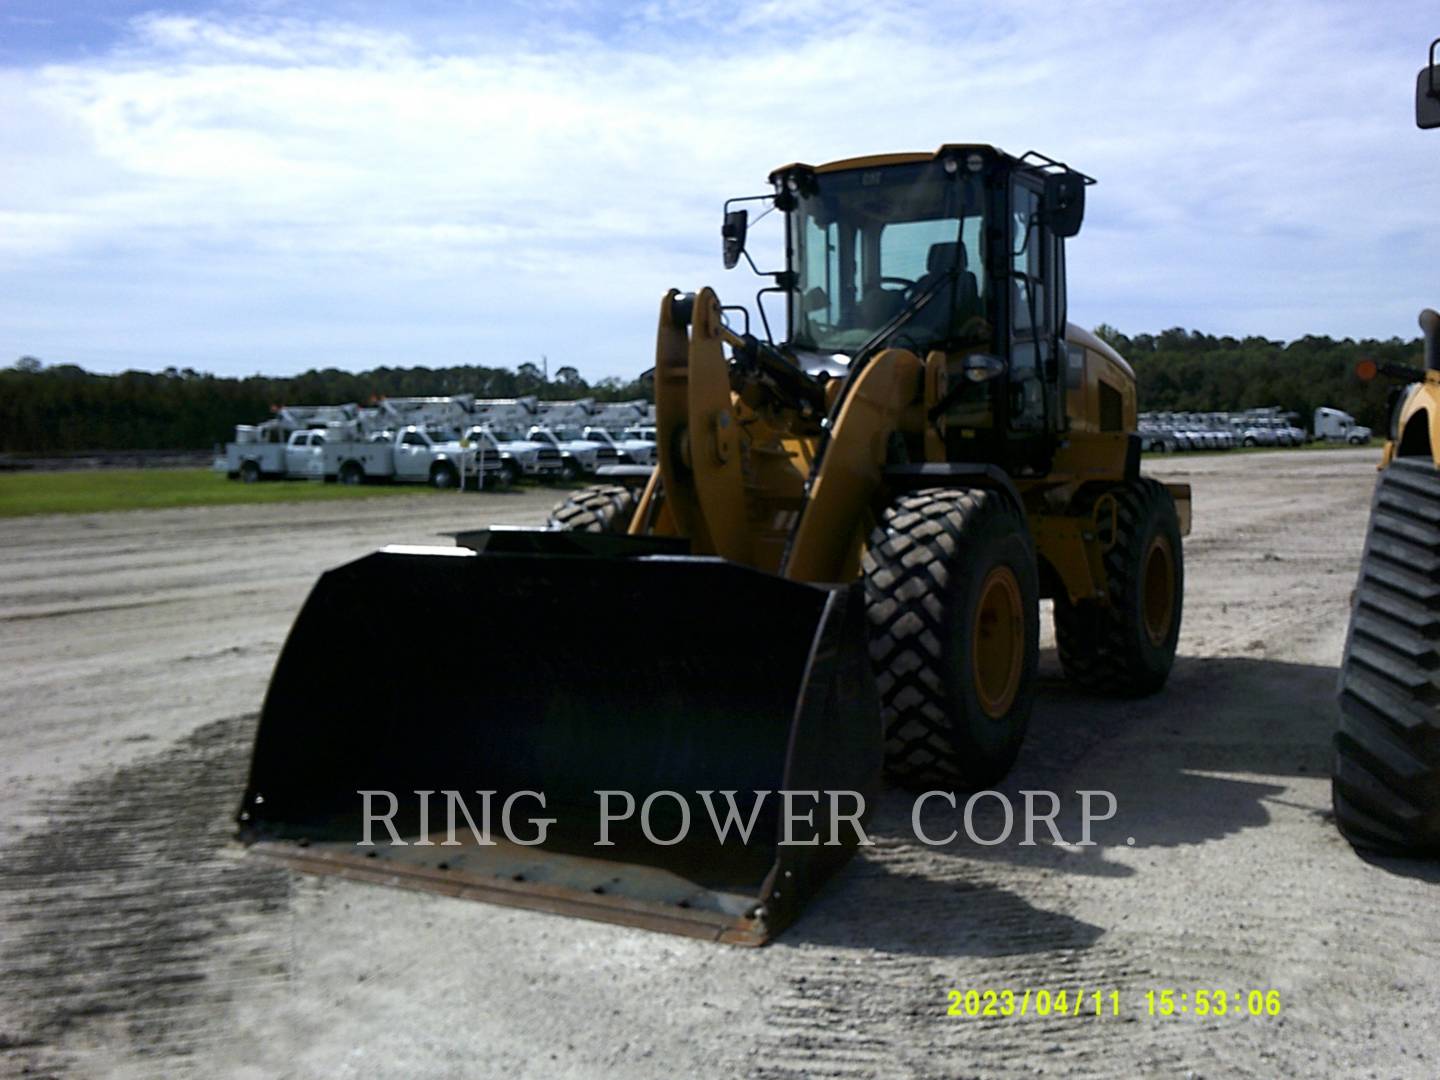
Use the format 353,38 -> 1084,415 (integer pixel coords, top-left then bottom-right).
1,328 -> 1422,453
0,358 -> 652,453
1093,326 -> 1411,432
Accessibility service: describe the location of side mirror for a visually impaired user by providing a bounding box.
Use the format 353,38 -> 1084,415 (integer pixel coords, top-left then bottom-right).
1418,42 -> 1440,129
722,208 -> 749,269
1043,172 -> 1086,238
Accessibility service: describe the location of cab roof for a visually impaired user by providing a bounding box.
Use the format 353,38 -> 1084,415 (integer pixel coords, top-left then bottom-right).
768,144 -> 1006,182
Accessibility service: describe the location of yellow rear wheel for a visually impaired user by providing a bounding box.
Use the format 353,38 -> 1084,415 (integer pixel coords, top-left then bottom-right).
1054,478 -> 1183,696
1141,534 -> 1176,647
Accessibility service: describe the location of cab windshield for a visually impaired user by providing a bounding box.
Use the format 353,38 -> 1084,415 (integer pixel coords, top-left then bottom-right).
789,161 -> 988,354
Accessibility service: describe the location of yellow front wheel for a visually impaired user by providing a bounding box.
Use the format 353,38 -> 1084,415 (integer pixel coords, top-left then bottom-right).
864,487 -> 1039,790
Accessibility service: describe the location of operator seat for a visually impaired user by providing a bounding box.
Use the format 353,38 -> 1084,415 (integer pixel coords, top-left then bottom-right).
901,240 -> 982,347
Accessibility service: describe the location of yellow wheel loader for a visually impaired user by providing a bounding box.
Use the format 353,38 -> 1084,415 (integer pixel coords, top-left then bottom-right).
1332,45 -> 1440,858
239,145 -> 1191,943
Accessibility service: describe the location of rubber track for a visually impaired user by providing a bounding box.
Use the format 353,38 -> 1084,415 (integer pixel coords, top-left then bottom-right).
1335,457 -> 1440,854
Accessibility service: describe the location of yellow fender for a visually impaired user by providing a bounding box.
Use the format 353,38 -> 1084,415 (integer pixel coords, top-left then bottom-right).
1385,372 -> 1440,468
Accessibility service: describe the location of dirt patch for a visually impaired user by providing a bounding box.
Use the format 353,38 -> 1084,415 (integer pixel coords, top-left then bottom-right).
0,715 -> 291,1078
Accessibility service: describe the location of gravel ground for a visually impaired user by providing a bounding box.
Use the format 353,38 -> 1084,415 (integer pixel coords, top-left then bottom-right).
1,453 -> 1436,1079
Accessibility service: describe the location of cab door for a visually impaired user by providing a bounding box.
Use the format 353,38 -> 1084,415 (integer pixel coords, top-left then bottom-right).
395,430 -> 432,479
1007,177 -> 1051,433
284,431 -> 313,476
1004,174 -> 1068,467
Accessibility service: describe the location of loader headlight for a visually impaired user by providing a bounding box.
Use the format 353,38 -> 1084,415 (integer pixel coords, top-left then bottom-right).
961,353 -> 1007,383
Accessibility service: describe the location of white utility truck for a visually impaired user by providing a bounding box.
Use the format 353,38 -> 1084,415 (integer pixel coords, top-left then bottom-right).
584,426 -> 657,466
219,405 -> 363,482
320,426 -> 496,489
526,426 -> 600,479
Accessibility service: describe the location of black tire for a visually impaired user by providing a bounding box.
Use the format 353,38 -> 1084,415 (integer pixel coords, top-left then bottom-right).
1243,436 -> 1257,447
1334,458 -> 1440,855
863,488 -> 1040,789
430,461 -> 459,490
559,459 -> 580,483
1054,478 -> 1183,696
338,462 -> 364,486
239,460 -> 261,484
500,461 -> 521,488
548,484 -> 637,533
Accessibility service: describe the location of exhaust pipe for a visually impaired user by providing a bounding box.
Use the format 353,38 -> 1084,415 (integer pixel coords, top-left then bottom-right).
1422,308 -> 1440,372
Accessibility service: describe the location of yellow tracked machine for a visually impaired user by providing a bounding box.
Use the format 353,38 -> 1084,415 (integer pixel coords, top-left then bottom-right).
239,145 -> 1191,943
1332,48 -> 1440,857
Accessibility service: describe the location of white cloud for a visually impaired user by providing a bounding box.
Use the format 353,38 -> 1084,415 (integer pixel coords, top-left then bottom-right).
0,1 -> 1436,376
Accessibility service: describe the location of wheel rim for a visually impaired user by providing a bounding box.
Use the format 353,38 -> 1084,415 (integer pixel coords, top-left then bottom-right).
1141,534 -> 1176,646
972,566 -> 1024,719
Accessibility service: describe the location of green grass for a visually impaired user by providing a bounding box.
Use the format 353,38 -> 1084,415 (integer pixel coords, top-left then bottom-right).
0,468 -> 459,517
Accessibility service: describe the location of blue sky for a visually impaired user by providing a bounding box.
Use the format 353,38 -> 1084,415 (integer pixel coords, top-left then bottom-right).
1,1 -> 1436,378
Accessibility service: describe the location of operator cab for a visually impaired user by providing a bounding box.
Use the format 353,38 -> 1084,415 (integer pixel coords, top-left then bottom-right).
724,145 -> 1090,474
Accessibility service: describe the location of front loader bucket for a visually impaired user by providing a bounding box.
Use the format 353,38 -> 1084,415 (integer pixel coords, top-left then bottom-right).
238,535 -> 880,944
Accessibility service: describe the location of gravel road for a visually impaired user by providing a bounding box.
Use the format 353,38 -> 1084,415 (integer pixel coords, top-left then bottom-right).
1,454 -> 1436,1079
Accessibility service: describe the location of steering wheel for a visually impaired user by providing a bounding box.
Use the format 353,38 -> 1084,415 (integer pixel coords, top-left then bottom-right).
878,275 -> 918,297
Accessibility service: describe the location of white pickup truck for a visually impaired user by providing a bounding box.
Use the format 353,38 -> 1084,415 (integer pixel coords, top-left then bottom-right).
547,426 -> 656,468
488,427 -> 565,482
586,426 -> 657,467
320,427 -> 498,488
526,426 -> 599,480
